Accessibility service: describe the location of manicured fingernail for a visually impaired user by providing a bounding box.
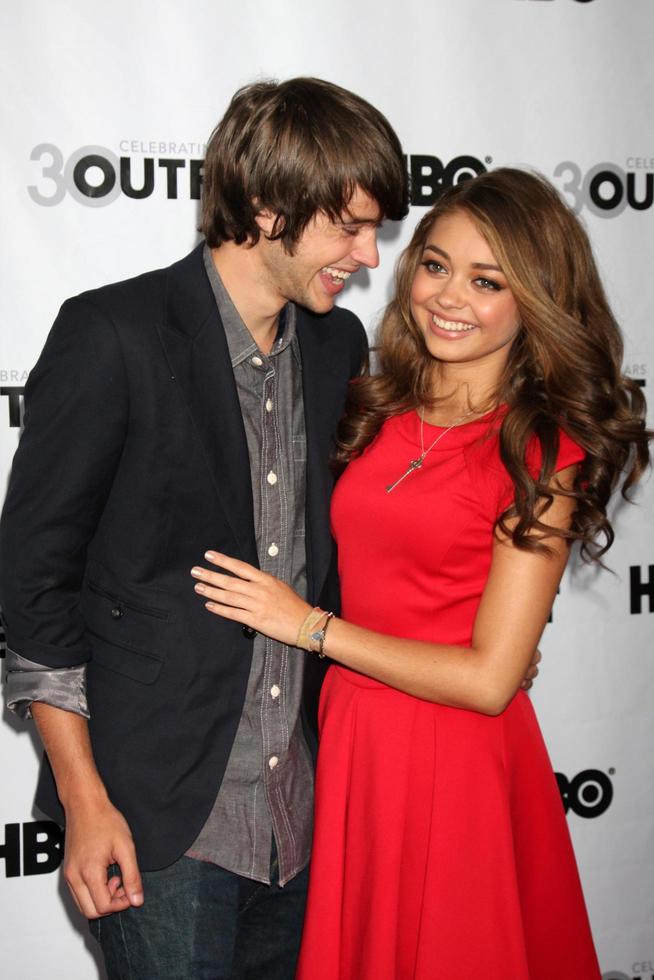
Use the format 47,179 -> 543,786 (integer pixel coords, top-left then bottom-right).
194,583 -> 206,593
206,602 -> 217,610
205,551 -> 217,561
131,892 -> 144,905
191,567 -> 202,577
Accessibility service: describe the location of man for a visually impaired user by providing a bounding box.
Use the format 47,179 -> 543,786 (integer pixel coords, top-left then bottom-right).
0,78 -> 408,978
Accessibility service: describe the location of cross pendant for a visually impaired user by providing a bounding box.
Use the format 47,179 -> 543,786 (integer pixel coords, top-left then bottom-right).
385,456 -> 424,493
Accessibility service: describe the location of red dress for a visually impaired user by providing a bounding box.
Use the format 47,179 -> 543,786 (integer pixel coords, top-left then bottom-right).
296,409 -> 601,980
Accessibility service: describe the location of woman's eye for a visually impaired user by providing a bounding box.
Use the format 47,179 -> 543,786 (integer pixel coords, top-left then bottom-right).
475,277 -> 501,291
422,260 -> 446,274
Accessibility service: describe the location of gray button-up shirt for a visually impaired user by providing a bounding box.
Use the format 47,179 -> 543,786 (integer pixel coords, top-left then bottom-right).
187,248 -> 312,886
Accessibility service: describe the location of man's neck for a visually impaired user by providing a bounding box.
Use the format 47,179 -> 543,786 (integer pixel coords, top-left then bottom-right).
210,243 -> 284,355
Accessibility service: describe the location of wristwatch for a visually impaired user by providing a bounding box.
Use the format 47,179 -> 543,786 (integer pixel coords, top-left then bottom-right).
309,611 -> 335,658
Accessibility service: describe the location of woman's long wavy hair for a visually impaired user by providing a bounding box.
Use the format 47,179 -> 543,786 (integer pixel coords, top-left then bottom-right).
335,168 -> 650,561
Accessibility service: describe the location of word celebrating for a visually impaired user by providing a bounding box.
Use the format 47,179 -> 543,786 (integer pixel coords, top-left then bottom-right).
118,140 -> 206,155
554,162 -> 653,217
0,821 -> 63,877
555,769 -> 613,818
29,144 -> 204,207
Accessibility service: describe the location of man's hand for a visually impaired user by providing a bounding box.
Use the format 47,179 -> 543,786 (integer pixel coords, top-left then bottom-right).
63,795 -> 144,919
520,648 -> 542,691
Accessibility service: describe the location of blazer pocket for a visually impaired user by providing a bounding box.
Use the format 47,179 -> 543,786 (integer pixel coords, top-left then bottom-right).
82,581 -> 171,684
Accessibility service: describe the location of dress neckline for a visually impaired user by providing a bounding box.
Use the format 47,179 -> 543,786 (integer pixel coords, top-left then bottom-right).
394,405 -> 507,450
420,405 -> 506,431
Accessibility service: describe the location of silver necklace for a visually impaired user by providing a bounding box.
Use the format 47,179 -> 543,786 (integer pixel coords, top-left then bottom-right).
385,409 -> 475,493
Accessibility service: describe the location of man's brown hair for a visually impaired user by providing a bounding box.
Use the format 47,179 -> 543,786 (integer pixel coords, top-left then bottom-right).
201,77 -> 408,251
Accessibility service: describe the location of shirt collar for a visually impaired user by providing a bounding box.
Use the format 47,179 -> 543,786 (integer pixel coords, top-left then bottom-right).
203,244 -> 297,369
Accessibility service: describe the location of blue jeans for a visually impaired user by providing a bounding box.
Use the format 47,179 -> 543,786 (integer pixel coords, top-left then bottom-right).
89,854 -> 309,980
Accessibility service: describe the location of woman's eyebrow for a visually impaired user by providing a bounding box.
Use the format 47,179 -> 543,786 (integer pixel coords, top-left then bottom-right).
423,243 -> 502,272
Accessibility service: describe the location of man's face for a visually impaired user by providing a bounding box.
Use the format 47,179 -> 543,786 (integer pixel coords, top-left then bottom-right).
257,187 -> 383,314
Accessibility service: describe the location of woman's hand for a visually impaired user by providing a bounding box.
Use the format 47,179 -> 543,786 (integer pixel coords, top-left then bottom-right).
191,552 -> 312,647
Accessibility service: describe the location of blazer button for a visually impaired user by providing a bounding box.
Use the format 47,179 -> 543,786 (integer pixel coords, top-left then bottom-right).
111,607 -> 123,619
242,626 -> 256,639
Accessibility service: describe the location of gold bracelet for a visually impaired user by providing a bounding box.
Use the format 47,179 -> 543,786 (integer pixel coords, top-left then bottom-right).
296,607 -> 328,651
312,611 -> 334,659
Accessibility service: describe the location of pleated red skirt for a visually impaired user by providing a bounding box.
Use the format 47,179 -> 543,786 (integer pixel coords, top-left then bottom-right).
296,667 -> 601,980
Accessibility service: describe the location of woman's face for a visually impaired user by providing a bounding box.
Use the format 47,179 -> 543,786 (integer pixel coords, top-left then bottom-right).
410,210 -> 521,379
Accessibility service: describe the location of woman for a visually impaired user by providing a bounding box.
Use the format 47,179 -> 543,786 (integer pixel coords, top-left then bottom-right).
191,169 -> 649,978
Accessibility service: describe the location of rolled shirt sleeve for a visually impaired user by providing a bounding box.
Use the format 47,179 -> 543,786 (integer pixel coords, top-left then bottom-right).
4,648 -> 89,720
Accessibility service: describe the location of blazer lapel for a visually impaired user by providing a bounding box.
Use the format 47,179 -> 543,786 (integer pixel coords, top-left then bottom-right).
296,309 -> 344,603
157,246 -> 258,567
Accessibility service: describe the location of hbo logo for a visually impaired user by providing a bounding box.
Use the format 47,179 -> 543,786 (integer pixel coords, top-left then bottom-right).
556,769 -> 613,818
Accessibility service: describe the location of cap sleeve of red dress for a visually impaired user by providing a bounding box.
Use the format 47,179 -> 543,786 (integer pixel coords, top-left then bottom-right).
469,426 -> 585,522
524,428 -> 586,479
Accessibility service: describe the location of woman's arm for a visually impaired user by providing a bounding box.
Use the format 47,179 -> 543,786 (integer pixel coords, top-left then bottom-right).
192,466 -> 577,716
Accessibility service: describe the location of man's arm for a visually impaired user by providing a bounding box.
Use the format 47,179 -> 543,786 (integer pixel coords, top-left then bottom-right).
4,651 -> 141,915
30,703 -> 143,917
0,295 -> 141,916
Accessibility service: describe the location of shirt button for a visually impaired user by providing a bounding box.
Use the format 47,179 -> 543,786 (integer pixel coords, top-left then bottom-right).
267,543 -> 279,557
265,399 -> 273,412
268,756 -> 279,770
270,685 -> 280,699
267,471 -> 278,485
251,355 -> 263,367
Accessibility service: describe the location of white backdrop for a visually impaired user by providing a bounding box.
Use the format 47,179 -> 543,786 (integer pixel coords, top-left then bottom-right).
1,1 -> 652,978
